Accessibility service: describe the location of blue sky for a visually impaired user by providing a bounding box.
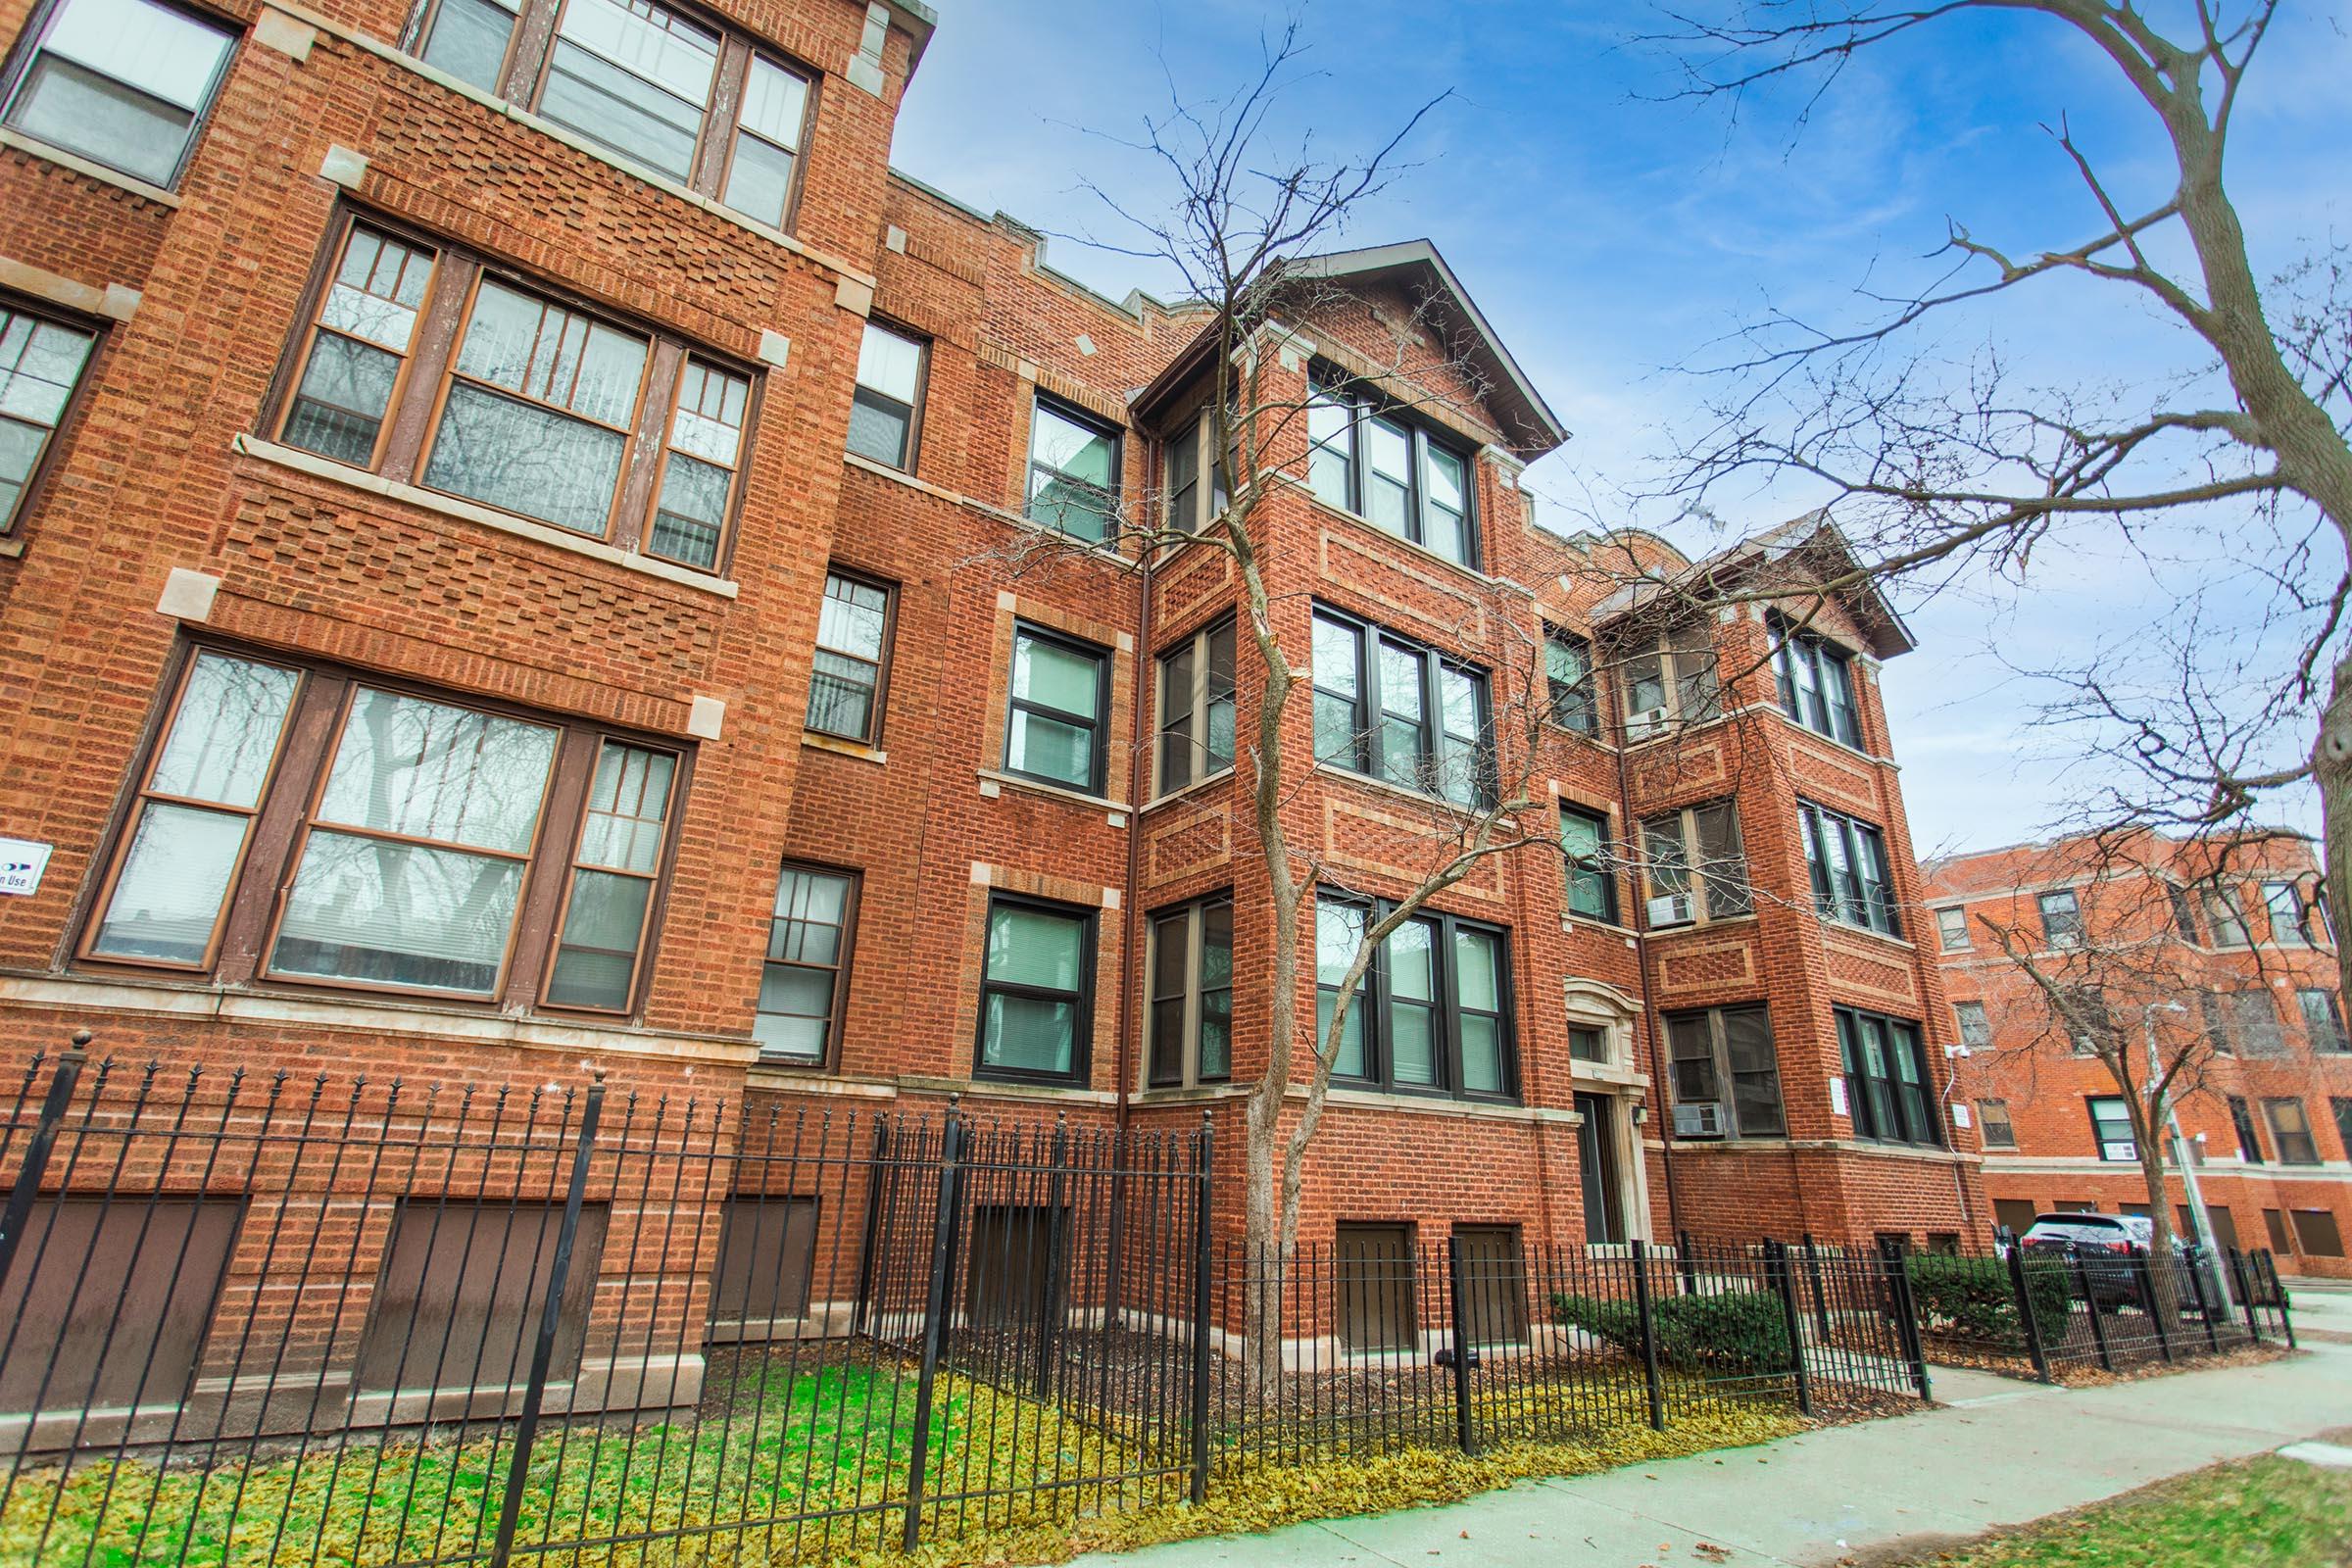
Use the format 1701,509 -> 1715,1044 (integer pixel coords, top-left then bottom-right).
887,2 -> 2352,858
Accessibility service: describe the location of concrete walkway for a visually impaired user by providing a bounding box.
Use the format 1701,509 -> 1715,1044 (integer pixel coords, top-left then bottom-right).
1079,1322 -> 2352,1568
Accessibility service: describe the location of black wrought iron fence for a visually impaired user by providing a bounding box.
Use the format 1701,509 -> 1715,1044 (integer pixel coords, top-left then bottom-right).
0,1049 -> 1209,1567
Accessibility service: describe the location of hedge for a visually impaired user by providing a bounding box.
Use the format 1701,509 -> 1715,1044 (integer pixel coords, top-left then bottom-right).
1906,1253 -> 2073,1346
1551,1288 -> 1792,1376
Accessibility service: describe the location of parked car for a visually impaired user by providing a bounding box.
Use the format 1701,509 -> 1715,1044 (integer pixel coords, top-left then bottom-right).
2019,1212 -> 2148,1308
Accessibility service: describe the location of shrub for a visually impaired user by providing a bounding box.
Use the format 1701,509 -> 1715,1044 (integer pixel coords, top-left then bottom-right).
1906,1253 -> 2071,1345
1551,1289 -> 1792,1376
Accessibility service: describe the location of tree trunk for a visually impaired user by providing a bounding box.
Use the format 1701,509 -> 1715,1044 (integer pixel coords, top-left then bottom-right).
2317,659 -> 2352,1007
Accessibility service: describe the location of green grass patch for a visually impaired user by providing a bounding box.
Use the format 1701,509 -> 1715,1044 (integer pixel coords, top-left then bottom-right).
1902,1449 -> 2352,1567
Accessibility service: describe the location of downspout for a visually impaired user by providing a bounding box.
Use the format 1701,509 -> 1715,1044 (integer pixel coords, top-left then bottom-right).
1614,732 -> 1683,1241
1116,503 -> 1156,1135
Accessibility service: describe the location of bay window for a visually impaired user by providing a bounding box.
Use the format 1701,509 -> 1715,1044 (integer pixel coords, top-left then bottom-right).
85,646 -> 684,1013
1771,618 -> 1861,746
1146,895 -> 1232,1088
1544,625 -> 1597,735
1302,373 -> 1478,567
1161,411 -> 1231,535
1665,1004 -> 1783,1138
1309,606 -> 1491,808
1638,801 -> 1749,928
1154,617 -> 1236,794
976,895 -> 1094,1085
1835,1008 -> 1938,1146
1,0 -> 235,188
2299,988 -> 2348,1054
1313,892 -> 1515,1101
1559,806 -> 1617,924
1798,800 -> 1900,935
404,0 -> 814,228
273,218 -> 759,571
1618,622 -> 1719,741
2262,879 -> 2309,946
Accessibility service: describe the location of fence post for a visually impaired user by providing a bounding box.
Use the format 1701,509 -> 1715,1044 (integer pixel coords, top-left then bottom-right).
0,1040 -> 87,1300
1032,1115 -> 1071,1399
1800,1233 -> 1833,1343
2003,1245 -> 2052,1383
2133,1248 -> 2172,1363
850,1114 -> 892,1338
1878,1238 -> 1932,1400
1629,1238 -> 1666,1431
2260,1251 -> 2295,1348
1443,1235 -> 1478,1454
1189,1112 -> 1213,1506
487,1073 -> 605,1568
1675,1228 -> 1698,1296
903,1099 -> 965,1553
2068,1250 -> 2113,1371
1766,1241 -> 1813,1417
2183,1247 -> 2222,1352
2227,1250 -> 2260,1345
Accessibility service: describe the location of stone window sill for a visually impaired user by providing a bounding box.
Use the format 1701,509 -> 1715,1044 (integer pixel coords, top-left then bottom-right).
0,128 -> 180,208
978,768 -> 1126,818
232,436 -> 739,598
804,733 -> 887,766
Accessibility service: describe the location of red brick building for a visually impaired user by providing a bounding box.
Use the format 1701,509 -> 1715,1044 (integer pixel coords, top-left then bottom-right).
0,0 -> 1982,1390
1929,833 -> 2352,1278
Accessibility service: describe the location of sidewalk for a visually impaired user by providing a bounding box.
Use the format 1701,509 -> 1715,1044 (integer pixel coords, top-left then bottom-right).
1078,1330 -> 2352,1568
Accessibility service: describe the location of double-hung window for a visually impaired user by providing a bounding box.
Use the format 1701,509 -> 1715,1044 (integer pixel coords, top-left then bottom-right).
806,569 -> 893,745
2333,1098 -> 2352,1162
1302,374 -> 1476,566
1952,1000 -> 1990,1049
1935,907 -> 1969,952
2229,1096 -> 2265,1162
1835,1008 -> 1938,1146
2167,884 -> 2203,943
2263,879 -> 2309,946
1559,806 -> 1618,924
2086,1097 -> 2136,1162
0,302 -> 98,534
2200,991 -> 2233,1054
1544,625 -> 1598,736
1313,893 -> 1514,1100
1154,617 -> 1235,794
2263,1099 -> 2320,1165
755,863 -> 855,1062
1977,1099 -> 2017,1149
1024,397 -> 1121,543
85,646 -> 683,1013
405,0 -> 815,229
847,320 -> 924,469
2227,989 -> 2286,1056
976,894 -> 1094,1085
1,0 -> 235,188
274,219 -> 758,572
1771,619 -> 1862,746
1639,801 -> 1749,928
1161,411 -> 1230,535
1619,622 -> 1720,740
2063,985 -> 2112,1054
2203,882 -> 2250,946
1146,895 -> 1232,1088
1309,606 -> 1491,808
1798,801 -> 1900,935
2299,988 -> 2348,1054
1665,1004 -> 1784,1138
1004,623 -> 1109,795
2036,889 -> 2083,949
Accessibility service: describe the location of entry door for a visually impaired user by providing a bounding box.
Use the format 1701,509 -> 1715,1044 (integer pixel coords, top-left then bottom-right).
1576,1092 -> 1625,1246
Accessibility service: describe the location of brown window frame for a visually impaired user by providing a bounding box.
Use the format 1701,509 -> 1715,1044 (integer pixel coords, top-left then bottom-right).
1638,799 -> 1750,929
1616,621 -> 1721,740
1976,1098 -> 2016,1149
846,317 -> 927,472
2262,1098 -> 2321,1166
399,0 -> 821,233
78,638 -> 689,1018
1152,615 -> 1236,797
267,210 -> 761,575
805,567 -> 896,747
0,293 -> 105,540
753,860 -> 860,1067
1143,892 -> 1233,1090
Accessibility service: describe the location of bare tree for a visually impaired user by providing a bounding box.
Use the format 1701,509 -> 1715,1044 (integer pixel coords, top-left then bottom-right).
1611,1 -> 2352,999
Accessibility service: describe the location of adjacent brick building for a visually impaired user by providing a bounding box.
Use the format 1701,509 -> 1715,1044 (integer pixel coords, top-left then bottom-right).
1929,832 -> 2352,1278
0,0 -> 1983,1396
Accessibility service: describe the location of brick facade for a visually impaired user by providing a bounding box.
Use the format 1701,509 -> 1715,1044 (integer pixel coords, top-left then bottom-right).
0,0 -> 1980,1395
1928,833 -> 2352,1278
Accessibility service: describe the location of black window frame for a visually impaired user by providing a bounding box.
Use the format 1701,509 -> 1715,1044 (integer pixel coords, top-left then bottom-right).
2167,884 -> 2203,943
1313,890 -> 1519,1103
2262,879 -> 2310,947
2085,1095 -> 2136,1162
1664,1004 -> 1785,1140
0,0 -> 239,191
972,891 -> 1097,1088
1798,800 -> 1901,936
2228,1095 -> 2265,1163
1934,906 -> 1969,952
2036,889 -> 2083,949
1144,892 -> 1233,1090
1160,406 -> 1232,537
1309,604 -> 1494,808
1153,615 -> 1237,797
1023,393 -> 1124,545
1836,1007 -> 1940,1147
846,318 -> 926,471
2299,988 -> 2348,1054
1543,624 -> 1599,737
2202,882 -> 2250,946
752,860 -> 858,1065
2331,1096 -> 2352,1162
1003,620 -> 1112,797
1769,615 -> 1862,747
1638,800 -> 1750,928
1558,804 -> 1619,925
1301,368 -> 1480,569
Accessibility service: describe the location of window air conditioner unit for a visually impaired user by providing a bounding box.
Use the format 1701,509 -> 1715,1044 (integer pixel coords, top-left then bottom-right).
1647,892 -> 1694,927
1673,1102 -> 1725,1138
1625,706 -> 1670,742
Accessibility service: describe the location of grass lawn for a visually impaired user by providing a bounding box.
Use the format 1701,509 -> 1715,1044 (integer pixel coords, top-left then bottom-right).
1904,1448 -> 2352,1568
